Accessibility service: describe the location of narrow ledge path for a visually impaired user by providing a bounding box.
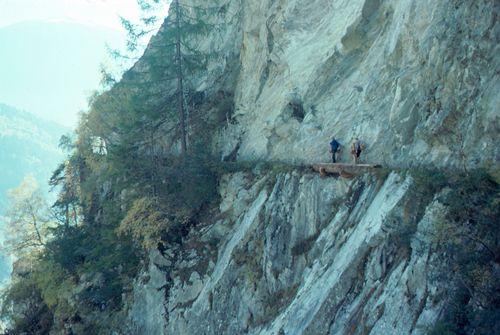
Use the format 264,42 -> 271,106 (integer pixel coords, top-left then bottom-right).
311,163 -> 382,178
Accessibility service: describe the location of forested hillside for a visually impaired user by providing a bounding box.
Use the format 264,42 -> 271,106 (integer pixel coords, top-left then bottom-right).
0,103 -> 66,286
0,104 -> 66,210
0,1 -> 235,331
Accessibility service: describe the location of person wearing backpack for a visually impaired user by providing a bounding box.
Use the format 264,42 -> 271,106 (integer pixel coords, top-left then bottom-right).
351,138 -> 363,164
329,137 -> 341,163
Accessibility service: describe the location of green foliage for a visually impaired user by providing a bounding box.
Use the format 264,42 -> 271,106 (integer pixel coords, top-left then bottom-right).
428,321 -> 456,335
0,2 -> 232,333
1,275 -> 53,335
429,170 -> 500,334
116,152 -> 220,250
3,175 -> 54,258
1,199 -> 141,332
156,154 -> 219,211
33,260 -> 75,310
75,229 -> 139,308
49,154 -> 81,227
409,168 -> 448,205
114,0 -> 231,152
118,197 -> 171,249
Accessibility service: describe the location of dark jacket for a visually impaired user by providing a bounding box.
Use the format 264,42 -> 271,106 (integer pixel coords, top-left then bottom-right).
330,139 -> 340,152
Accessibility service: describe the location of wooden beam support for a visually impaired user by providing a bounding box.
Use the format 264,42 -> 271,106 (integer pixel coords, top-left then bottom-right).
312,163 -> 381,178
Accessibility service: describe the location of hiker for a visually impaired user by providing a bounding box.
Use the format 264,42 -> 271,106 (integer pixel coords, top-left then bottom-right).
329,137 -> 341,163
351,138 -> 363,164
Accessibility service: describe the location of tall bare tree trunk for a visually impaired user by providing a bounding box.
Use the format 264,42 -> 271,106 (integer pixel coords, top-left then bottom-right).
174,0 -> 187,153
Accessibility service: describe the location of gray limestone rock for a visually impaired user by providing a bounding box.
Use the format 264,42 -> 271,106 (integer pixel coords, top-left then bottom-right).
124,0 -> 498,333
127,171 -> 451,335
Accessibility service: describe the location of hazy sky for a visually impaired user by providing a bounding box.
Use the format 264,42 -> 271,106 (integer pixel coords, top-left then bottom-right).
0,0 -> 168,127
0,0 -> 141,31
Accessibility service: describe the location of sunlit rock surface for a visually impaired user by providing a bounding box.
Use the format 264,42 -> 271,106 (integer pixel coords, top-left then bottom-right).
129,171 -> 449,334
125,0 -> 498,334
209,0 -> 497,169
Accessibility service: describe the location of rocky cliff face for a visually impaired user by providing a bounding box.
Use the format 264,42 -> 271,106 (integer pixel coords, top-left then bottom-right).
129,171 -> 450,335
197,0 -> 498,169
124,0 -> 498,334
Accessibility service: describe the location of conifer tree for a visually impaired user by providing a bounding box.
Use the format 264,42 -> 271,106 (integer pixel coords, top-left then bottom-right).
47,134 -> 81,228
119,0 -> 225,153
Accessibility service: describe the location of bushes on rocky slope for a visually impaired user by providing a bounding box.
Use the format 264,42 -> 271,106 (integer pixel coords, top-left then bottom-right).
391,168 -> 499,334
117,155 -> 219,250
1,163 -> 497,333
378,168 -> 499,334
1,273 -> 53,334
429,170 -> 500,334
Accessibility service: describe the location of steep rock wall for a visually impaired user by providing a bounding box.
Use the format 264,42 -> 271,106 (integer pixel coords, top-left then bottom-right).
128,170 -> 448,334
134,0 -> 498,167
125,0 -> 498,334
209,0 -> 498,170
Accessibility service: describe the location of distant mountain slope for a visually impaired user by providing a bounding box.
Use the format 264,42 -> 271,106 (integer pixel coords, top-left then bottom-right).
0,103 -> 67,283
0,103 -> 68,211
0,21 -> 124,127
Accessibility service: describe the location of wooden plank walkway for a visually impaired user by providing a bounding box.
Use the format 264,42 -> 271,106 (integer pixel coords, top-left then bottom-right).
312,163 -> 382,178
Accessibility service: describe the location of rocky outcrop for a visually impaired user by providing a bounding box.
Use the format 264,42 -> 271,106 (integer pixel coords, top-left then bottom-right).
125,0 -> 498,334
193,0 -> 498,170
127,170 -> 451,334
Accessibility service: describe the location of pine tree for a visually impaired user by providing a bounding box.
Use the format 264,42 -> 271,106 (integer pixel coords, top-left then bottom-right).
173,0 -> 188,152
119,0 -> 225,154
78,0 -> 232,204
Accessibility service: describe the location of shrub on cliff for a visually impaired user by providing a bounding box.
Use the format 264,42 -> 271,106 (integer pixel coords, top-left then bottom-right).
431,170 -> 500,334
117,153 -> 220,250
0,274 -> 53,334
118,197 -> 171,249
